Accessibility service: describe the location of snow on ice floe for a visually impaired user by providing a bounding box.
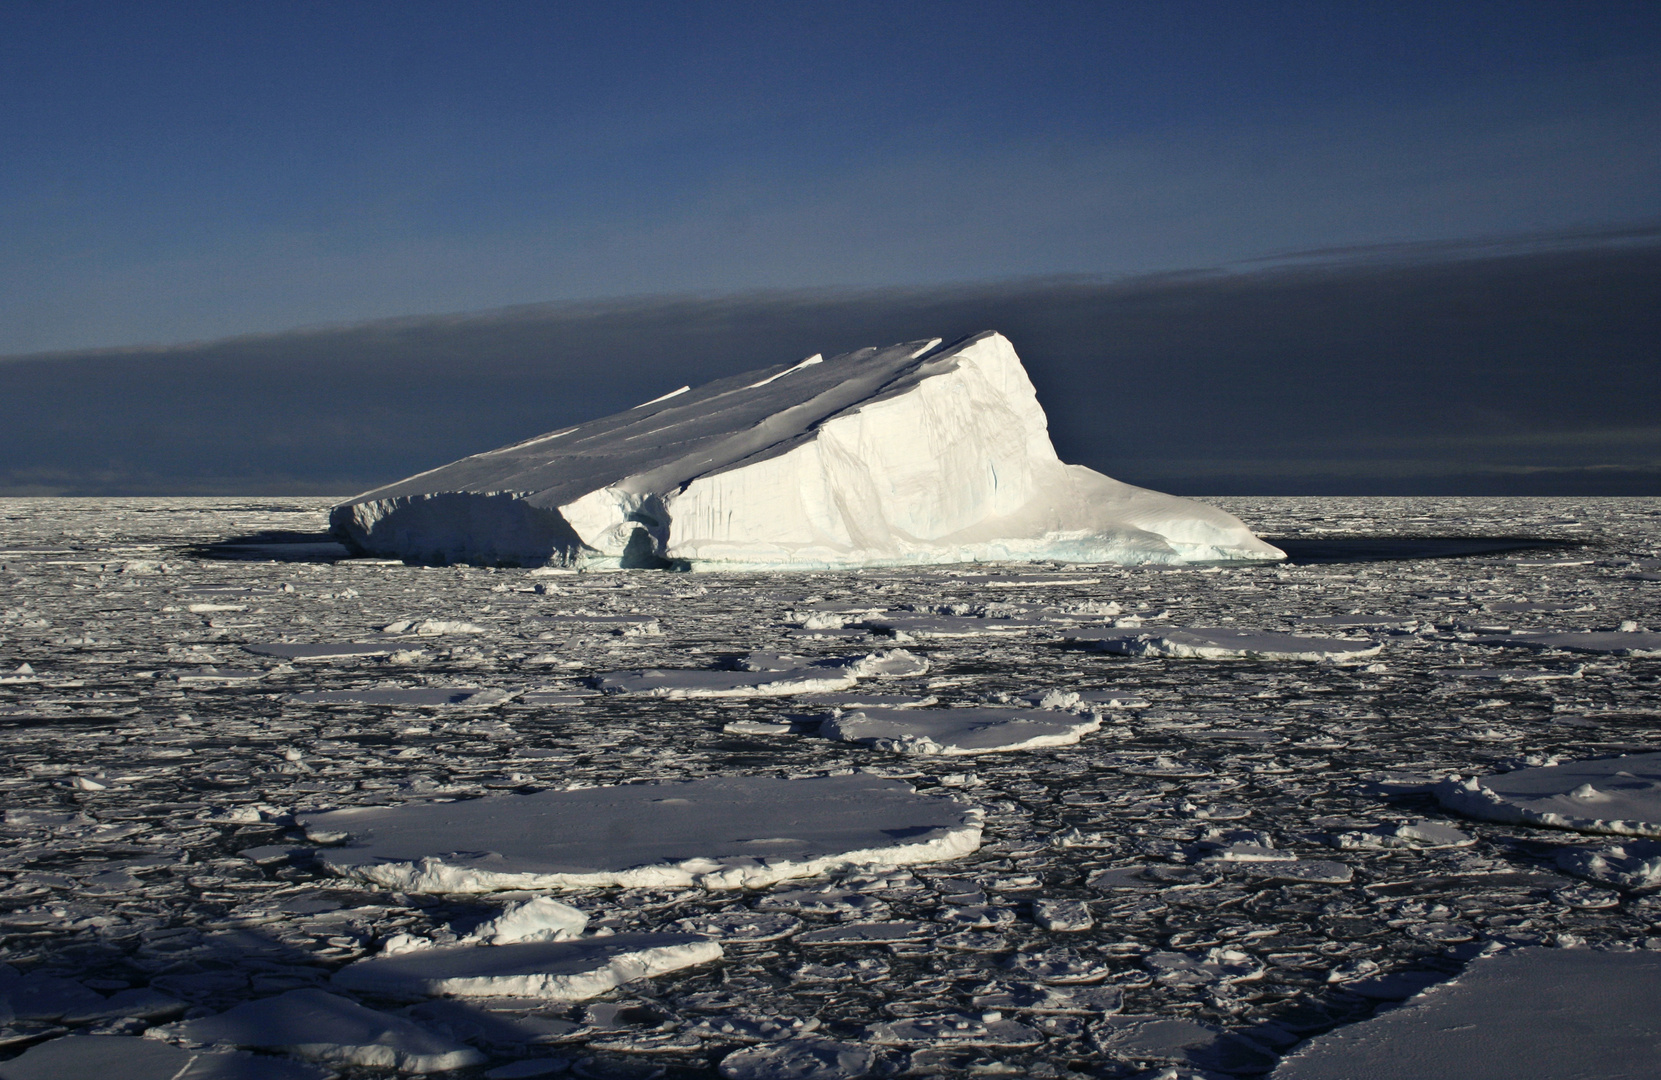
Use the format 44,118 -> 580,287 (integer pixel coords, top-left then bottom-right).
0,1037 -> 328,1079
593,649 -> 927,699
301,773 -> 982,892
820,707 -> 1100,755
151,988 -> 485,1072
1437,753 -> 1661,837
1065,626 -> 1383,661
1479,629 -> 1661,656
289,687 -> 516,708
329,332 -> 1283,569
1272,947 -> 1661,1079
1094,1016 -> 1278,1074
333,934 -> 722,1002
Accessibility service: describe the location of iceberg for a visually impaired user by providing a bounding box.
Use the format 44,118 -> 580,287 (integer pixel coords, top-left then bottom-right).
330,332 -> 1284,569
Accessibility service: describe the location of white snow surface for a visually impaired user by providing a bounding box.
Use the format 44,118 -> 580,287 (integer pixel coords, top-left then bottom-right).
152,988 -> 485,1072
820,707 -> 1101,755
1272,947 -> 1661,1079
1436,753 -> 1661,837
332,934 -> 723,1001
330,332 -> 1282,569
1066,626 -> 1384,661
301,773 -> 983,892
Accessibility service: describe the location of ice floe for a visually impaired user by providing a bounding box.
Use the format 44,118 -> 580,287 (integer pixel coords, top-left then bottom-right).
334,934 -> 722,1001
1065,626 -> 1384,661
1480,629 -> 1661,656
0,1036 -> 328,1078
718,1039 -> 874,1080
289,686 -> 516,707
820,707 -> 1100,755
330,332 -> 1282,569
242,641 -> 396,660
1437,753 -> 1661,836
593,649 -> 927,699
1273,947 -> 1661,1079
302,773 -> 982,891
151,987 -> 485,1071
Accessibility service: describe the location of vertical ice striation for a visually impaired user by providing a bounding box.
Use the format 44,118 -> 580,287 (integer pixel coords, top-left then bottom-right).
330,332 -> 1284,568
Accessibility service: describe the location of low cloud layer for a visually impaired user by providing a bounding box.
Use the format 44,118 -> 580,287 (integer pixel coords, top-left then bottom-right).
2,236 -> 1656,498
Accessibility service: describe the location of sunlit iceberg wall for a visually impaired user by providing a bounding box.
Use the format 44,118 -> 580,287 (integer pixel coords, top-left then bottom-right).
330,332 -> 1284,569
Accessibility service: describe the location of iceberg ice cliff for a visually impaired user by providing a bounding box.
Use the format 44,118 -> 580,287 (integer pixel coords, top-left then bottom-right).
330,332 -> 1284,569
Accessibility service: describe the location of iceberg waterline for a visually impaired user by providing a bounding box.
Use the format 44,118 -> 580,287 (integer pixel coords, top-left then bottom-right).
330,332 -> 1284,569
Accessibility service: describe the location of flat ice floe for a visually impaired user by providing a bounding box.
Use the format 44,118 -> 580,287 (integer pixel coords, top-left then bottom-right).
718,1039 -> 874,1080
151,988 -> 485,1071
820,707 -> 1100,755
1480,630 -> 1661,656
592,649 -> 927,699
330,332 -> 1282,569
289,687 -> 516,707
242,641 -> 396,660
301,773 -> 982,892
1436,753 -> 1661,836
333,934 -> 722,1002
1271,947 -> 1661,1079
1066,626 -> 1383,661
0,1034 -> 329,1079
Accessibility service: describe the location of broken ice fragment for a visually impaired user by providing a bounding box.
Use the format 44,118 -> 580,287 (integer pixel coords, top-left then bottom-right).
290,687 -> 516,707
333,934 -> 721,1001
462,896 -> 589,944
1436,753 -> 1661,837
301,773 -> 982,892
1094,1015 -> 1278,1074
795,921 -> 937,945
821,707 -> 1100,755
151,988 -> 485,1072
1032,899 -> 1094,932
1554,839 -> 1661,889
1066,627 -> 1383,661
867,1012 -> 1045,1048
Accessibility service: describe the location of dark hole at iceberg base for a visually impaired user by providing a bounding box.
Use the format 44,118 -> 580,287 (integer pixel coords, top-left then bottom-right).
1265,536 -> 1584,564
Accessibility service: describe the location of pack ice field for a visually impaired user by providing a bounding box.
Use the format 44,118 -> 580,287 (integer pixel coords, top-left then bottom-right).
0,497 -> 1656,1079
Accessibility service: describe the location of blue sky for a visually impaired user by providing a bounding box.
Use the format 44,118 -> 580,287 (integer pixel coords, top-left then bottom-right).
3,0 -> 1659,354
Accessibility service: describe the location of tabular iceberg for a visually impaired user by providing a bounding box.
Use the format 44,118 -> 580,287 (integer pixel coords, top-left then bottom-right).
330,331 -> 1284,570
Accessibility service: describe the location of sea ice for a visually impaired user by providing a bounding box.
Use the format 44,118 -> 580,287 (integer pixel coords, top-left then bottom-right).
0,1035 -> 329,1079
593,650 -> 926,698
301,773 -> 982,892
1272,947 -> 1661,1079
242,641 -> 396,660
1094,1016 -> 1277,1074
1065,627 -> 1383,661
1480,630 -> 1661,657
1437,753 -> 1661,836
330,332 -> 1283,569
152,987 -> 485,1072
820,707 -> 1100,755
1554,839 -> 1661,888
718,1039 -> 875,1080
290,687 -> 516,707
333,934 -> 722,1001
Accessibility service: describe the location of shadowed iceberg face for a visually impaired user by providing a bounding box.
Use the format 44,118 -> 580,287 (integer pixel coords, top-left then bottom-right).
330,331 -> 1284,569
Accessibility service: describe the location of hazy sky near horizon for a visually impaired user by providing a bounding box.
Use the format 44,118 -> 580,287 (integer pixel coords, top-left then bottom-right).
4,0 -> 1661,355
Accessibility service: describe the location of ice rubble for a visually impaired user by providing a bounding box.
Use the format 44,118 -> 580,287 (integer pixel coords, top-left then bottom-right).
301,773 -> 983,892
718,1039 -> 875,1080
820,707 -> 1101,755
1066,626 -> 1384,661
1436,753 -> 1661,837
152,988 -> 485,1071
1272,947 -> 1661,1079
330,332 -> 1283,569
592,649 -> 928,699
334,934 -> 723,1002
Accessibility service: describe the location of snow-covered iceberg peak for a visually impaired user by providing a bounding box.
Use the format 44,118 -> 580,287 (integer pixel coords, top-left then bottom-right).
330,331 -> 1284,569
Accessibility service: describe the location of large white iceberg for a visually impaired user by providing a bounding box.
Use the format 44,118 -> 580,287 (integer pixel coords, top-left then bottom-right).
330,332 -> 1283,569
